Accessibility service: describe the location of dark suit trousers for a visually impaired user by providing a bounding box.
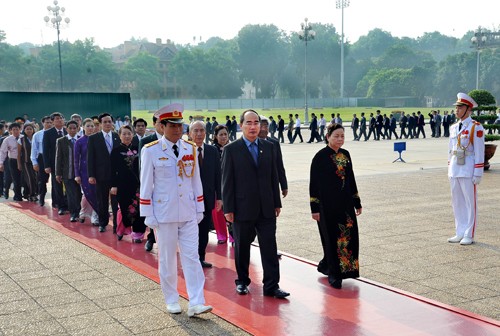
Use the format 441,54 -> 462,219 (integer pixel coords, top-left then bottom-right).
3,158 -> 12,197
64,178 -> 82,217
233,216 -> 280,293
36,154 -> 49,198
278,130 -> 284,143
198,211 -> 213,261
96,181 -> 111,227
8,159 -> 22,199
51,172 -> 67,209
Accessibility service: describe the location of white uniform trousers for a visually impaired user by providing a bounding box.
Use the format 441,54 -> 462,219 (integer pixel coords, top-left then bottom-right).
155,219 -> 206,307
450,177 -> 477,239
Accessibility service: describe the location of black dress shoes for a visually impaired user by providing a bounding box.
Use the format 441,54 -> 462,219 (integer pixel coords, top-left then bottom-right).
58,209 -> 67,215
236,284 -> 249,295
99,226 -> 106,232
264,288 -> 290,299
200,260 -> 212,268
144,240 -> 154,252
328,276 -> 342,289
317,259 -> 329,276
70,216 -> 77,222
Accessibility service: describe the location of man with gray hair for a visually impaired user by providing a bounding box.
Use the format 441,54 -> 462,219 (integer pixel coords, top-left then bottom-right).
71,114 -> 83,137
189,120 -> 222,268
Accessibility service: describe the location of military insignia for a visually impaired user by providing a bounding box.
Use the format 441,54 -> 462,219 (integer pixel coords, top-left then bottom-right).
184,139 -> 197,147
158,157 -> 168,160
144,140 -> 159,148
473,121 -> 481,125
477,130 -> 484,138
182,155 -> 194,161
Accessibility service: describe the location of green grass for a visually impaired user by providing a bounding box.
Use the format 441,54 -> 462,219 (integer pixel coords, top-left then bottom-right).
132,107 -> 450,125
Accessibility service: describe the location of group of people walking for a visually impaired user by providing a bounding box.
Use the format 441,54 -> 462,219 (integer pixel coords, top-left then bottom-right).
1,92 -> 482,320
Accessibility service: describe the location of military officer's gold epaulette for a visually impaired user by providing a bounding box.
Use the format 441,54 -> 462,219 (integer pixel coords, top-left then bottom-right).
144,140 -> 159,148
183,139 -> 196,147
473,121 -> 481,125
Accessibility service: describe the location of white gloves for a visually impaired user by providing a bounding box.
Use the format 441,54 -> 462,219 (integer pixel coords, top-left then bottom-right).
144,216 -> 159,228
472,176 -> 482,185
196,212 -> 204,224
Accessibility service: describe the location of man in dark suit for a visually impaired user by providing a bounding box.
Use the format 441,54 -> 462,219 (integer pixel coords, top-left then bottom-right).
222,110 -> 289,299
258,117 -> 288,198
87,113 -> 120,232
307,113 -> 321,143
42,112 -> 68,214
358,112 -> 367,141
189,121 -> 222,268
416,111 -> 426,138
55,120 -> 82,222
138,115 -> 164,251
131,118 -> 147,147
389,114 -> 399,139
205,117 -> 212,144
350,114 -> 359,141
375,110 -> 384,140
277,115 -> 285,143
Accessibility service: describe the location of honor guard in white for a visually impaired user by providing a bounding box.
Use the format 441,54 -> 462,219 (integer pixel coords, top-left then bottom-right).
139,103 -> 213,317
447,93 -> 485,245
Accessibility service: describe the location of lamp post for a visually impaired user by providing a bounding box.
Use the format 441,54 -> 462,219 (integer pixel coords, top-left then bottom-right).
298,18 -> 315,125
44,0 -> 70,91
470,30 -> 500,90
336,0 -> 349,99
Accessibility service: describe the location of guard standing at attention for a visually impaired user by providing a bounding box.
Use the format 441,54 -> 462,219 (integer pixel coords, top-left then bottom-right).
447,92 -> 485,245
139,103 -> 213,317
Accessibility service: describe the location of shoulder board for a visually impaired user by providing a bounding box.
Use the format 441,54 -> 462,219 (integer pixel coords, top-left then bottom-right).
183,139 -> 196,147
473,121 -> 481,125
144,140 -> 159,148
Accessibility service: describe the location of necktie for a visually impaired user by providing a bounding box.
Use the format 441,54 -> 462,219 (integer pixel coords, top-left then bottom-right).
71,138 -> 75,145
198,147 -> 203,168
172,144 -> 179,157
57,130 -> 63,137
459,122 -> 462,131
105,133 -> 112,153
250,142 -> 258,165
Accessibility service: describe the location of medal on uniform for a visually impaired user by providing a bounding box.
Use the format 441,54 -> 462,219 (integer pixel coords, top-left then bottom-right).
177,148 -> 196,178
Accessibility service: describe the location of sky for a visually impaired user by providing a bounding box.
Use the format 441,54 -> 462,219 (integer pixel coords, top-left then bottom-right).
1,0 -> 499,48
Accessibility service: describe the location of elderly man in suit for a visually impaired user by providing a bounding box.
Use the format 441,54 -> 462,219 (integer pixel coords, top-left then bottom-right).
140,103 -> 212,317
55,120 -> 82,222
138,114 -> 164,252
189,120 -> 222,268
87,113 -> 120,232
42,112 -> 68,214
222,109 -> 289,299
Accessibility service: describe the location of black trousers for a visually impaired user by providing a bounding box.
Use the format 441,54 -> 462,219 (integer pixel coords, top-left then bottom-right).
366,128 -> 375,140
277,130 -> 284,143
400,127 -> 408,139
96,181 -> 111,227
50,170 -> 67,210
233,216 -> 280,293
198,211 -> 213,261
291,128 -> 303,143
358,127 -> 367,141
416,125 -> 426,138
376,126 -> 384,139
36,155 -> 49,199
8,159 -> 22,199
64,178 -> 82,217
3,158 -> 12,197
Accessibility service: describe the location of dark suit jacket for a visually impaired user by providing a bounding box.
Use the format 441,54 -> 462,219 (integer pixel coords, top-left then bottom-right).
87,131 -> 119,182
278,119 -> 285,132
138,132 -> 159,168
55,137 -> 76,179
222,138 -> 281,222
43,127 -> 67,170
131,134 -> 143,148
200,144 -> 222,213
266,137 -> 287,191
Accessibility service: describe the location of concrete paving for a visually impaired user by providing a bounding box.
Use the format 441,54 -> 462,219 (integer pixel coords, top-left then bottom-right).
0,128 -> 498,335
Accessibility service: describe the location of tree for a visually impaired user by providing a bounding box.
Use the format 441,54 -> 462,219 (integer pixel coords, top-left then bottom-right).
170,41 -> 243,98
0,43 -> 32,90
350,29 -> 397,61
236,24 -> 289,98
121,52 -> 161,99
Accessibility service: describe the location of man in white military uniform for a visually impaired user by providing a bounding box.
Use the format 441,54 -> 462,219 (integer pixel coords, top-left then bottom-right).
447,92 -> 485,245
140,103 -> 213,317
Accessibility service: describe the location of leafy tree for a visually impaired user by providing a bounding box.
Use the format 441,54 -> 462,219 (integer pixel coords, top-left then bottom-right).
121,52 -> 161,99
170,41 -> 243,98
236,24 -> 289,98
415,32 -> 460,62
0,42 -> 32,90
350,29 -> 397,61
376,44 -> 434,70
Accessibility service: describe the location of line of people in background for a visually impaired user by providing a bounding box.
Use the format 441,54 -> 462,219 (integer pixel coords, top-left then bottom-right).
349,109 -> 459,141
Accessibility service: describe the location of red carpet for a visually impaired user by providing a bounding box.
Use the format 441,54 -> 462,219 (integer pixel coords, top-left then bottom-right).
9,201 -> 500,336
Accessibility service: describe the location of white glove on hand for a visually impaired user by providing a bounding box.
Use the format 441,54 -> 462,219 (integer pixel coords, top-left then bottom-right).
472,176 -> 482,185
196,212 -> 204,224
144,216 -> 159,228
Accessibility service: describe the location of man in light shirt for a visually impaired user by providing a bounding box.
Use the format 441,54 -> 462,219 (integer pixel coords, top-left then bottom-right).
31,116 -> 53,206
